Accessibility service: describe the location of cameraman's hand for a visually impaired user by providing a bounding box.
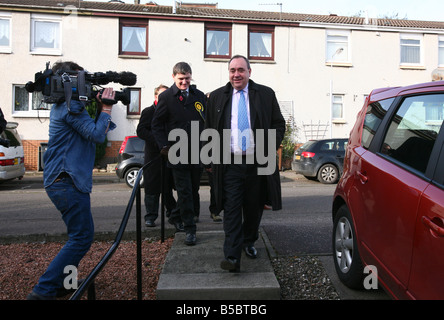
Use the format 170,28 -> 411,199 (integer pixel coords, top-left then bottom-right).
98,88 -> 115,114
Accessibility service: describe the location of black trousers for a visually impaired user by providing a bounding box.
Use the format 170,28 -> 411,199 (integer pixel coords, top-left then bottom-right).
143,159 -> 177,221
170,166 -> 201,234
222,163 -> 265,260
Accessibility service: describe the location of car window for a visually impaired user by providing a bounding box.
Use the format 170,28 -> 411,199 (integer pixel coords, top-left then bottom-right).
299,140 -> 316,151
125,138 -> 144,153
1,128 -> 21,147
338,140 -> 348,151
362,98 -> 394,149
319,141 -> 334,151
380,94 -> 443,173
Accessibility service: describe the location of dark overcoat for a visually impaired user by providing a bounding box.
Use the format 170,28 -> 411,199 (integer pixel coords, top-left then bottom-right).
151,83 -> 206,169
205,80 -> 286,213
137,103 -> 161,194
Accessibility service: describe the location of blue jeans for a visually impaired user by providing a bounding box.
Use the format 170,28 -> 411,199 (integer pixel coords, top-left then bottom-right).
33,175 -> 94,297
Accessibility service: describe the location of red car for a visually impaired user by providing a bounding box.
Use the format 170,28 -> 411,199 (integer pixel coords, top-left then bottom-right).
332,81 -> 444,300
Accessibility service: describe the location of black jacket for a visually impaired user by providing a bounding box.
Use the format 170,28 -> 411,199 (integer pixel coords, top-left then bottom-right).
205,80 -> 286,213
137,103 -> 159,162
152,83 -> 206,168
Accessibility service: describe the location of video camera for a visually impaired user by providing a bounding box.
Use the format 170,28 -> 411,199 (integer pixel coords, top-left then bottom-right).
25,62 -> 137,113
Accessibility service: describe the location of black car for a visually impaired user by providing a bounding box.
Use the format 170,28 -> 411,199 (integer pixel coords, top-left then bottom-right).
291,138 -> 348,184
115,136 -> 145,188
115,135 -> 208,188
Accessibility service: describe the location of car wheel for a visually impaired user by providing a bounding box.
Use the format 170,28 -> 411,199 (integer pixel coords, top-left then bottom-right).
124,167 -> 143,188
317,164 -> 339,184
332,205 -> 365,289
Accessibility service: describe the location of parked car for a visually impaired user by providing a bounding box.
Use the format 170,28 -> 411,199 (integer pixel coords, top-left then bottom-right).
115,135 -> 209,188
0,122 -> 25,182
292,138 -> 348,184
332,81 -> 444,299
115,136 -> 145,188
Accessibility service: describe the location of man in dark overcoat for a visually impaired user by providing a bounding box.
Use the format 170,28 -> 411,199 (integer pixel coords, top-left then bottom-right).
152,62 -> 206,246
137,84 -> 177,227
205,55 -> 286,272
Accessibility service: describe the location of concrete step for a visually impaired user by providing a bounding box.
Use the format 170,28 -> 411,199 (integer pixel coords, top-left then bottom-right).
156,230 -> 280,300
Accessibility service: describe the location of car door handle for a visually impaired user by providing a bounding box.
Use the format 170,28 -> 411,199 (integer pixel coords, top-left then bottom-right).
422,216 -> 444,238
357,171 -> 368,184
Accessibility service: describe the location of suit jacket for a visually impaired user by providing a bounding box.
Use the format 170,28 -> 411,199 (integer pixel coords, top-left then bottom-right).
205,79 -> 286,213
152,83 -> 206,168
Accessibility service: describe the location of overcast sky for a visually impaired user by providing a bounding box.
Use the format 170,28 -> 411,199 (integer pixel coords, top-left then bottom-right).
98,0 -> 444,22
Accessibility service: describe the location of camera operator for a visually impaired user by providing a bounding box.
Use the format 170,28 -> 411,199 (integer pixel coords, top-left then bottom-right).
27,61 -> 116,300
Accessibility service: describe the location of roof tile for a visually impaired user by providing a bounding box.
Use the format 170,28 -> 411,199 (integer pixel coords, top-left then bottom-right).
0,0 -> 443,29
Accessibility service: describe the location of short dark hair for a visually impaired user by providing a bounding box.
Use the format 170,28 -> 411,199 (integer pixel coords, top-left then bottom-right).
229,55 -> 251,70
52,60 -> 84,74
173,62 -> 192,75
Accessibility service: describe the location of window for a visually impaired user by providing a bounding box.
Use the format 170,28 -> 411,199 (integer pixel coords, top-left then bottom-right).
205,23 -> 231,59
332,94 -> 344,120
400,33 -> 423,66
326,30 -> 350,64
439,36 -> 444,67
13,85 -> 51,116
30,14 -> 61,55
381,94 -> 443,173
0,13 -> 11,53
361,98 -> 394,149
119,19 -> 148,56
127,88 -> 141,115
248,25 -> 274,61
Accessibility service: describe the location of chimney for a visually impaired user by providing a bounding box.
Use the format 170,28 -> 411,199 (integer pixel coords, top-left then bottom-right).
134,0 -> 140,4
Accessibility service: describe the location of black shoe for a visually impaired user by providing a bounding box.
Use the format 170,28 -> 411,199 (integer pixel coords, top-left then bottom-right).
169,219 -> 184,232
220,257 -> 240,273
145,220 -> 156,227
185,233 -> 196,246
26,291 -> 55,300
244,245 -> 257,259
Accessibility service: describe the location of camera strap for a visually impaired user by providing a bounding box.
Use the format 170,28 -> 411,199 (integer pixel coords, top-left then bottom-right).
77,70 -> 88,106
63,71 -> 87,115
62,73 -> 74,114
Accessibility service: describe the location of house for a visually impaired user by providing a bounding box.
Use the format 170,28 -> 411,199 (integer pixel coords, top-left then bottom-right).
1,0 -> 443,170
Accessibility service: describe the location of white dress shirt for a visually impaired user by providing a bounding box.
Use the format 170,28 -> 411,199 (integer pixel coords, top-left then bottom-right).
230,84 -> 255,155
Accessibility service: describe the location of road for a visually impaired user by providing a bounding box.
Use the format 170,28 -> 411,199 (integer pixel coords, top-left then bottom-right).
0,171 -> 388,299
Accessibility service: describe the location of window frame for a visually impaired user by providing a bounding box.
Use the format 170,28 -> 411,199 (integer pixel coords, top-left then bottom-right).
248,25 -> 274,62
399,33 -> 423,67
119,18 -> 149,57
332,94 -> 345,122
30,14 -> 62,55
204,22 -> 232,59
127,88 -> 141,116
12,84 -> 51,118
326,29 -> 351,66
439,36 -> 444,67
0,13 -> 12,53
